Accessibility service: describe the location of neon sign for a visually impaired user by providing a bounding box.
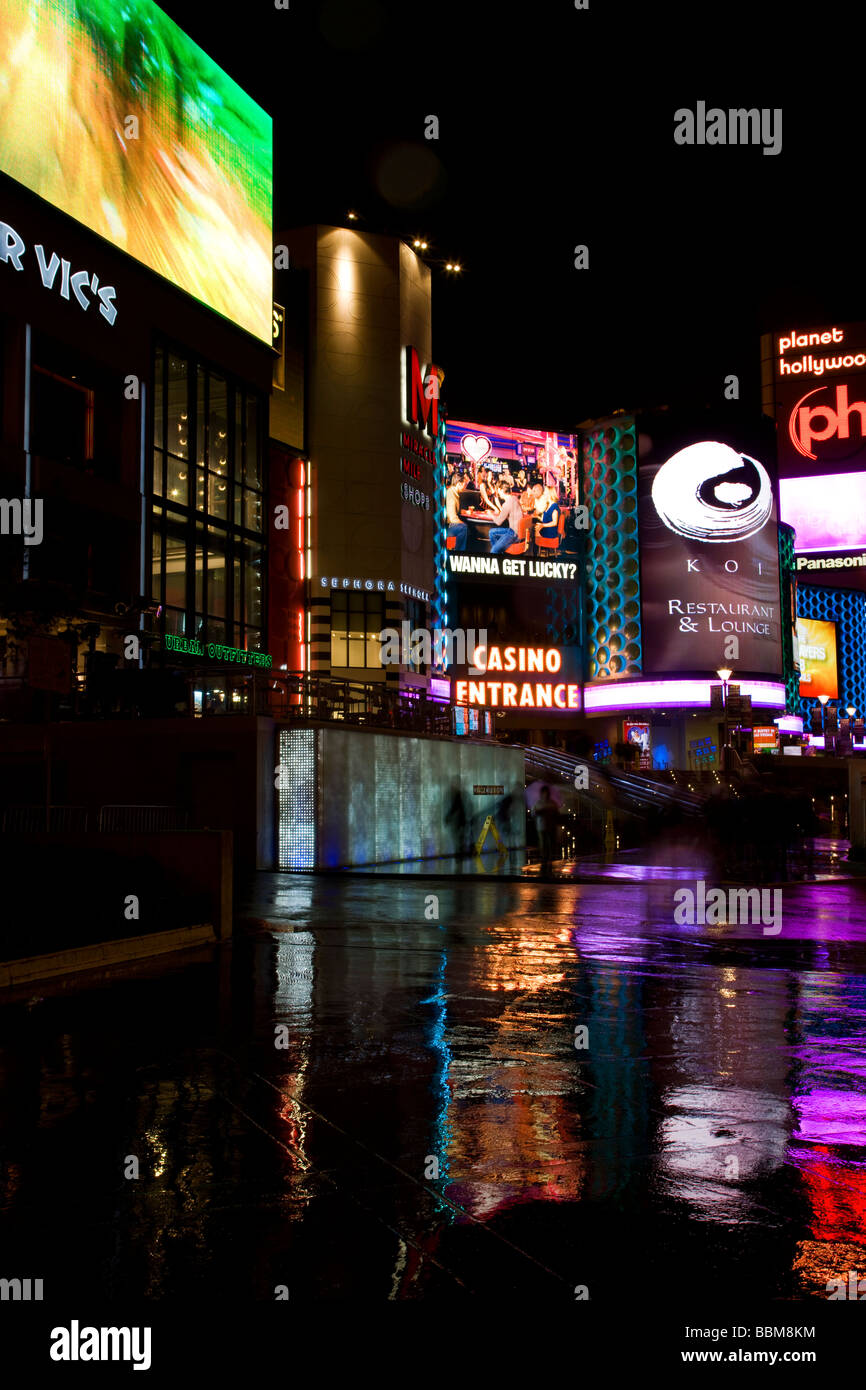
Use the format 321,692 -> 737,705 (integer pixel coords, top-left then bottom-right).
164,634 -> 272,667
789,383 -> 866,460
454,646 -> 580,710
404,346 -> 441,436
455,678 -> 580,709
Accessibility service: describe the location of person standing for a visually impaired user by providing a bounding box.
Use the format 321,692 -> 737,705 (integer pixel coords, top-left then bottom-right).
446,474 -> 468,551
534,785 -> 559,876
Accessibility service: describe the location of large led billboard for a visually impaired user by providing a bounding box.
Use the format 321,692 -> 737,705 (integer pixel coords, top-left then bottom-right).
797,618 -> 838,698
638,423 -> 783,677
444,419 -> 579,583
0,0 -> 272,342
779,472 -> 866,553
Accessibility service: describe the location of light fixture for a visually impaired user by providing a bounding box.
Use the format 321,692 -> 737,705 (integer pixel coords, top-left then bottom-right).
847,705 -> 856,717
716,667 -> 732,682
347,211 -> 358,220
818,694 -> 830,706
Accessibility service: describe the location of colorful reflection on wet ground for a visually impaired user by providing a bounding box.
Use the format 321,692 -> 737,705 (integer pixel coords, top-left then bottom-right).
2,873 -> 866,1300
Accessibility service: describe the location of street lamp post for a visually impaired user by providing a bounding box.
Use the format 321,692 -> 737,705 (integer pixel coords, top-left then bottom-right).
818,692 -> 830,745
717,667 -> 732,770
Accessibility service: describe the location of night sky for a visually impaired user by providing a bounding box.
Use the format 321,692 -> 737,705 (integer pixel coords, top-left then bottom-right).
166,0 -> 865,433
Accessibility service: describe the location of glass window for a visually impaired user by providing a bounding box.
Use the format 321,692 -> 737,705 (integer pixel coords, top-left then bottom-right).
208,547 -> 226,618
208,472 -> 228,520
330,593 -> 383,668
196,364 -> 206,468
244,545 -> 263,629
153,346 -> 264,658
164,608 -> 185,636
166,455 -> 189,506
154,347 -> 164,451
243,490 -> 262,532
245,396 -> 260,488
208,374 -> 228,473
166,355 -> 188,460
234,392 -> 244,484
194,538 -> 205,613
165,530 -> 187,610
151,532 -> 163,605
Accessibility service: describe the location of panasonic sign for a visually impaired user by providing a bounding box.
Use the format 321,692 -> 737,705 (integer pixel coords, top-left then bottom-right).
796,552 -> 866,571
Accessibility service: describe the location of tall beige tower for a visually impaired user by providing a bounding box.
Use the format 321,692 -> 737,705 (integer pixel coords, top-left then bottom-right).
277,225 -> 439,688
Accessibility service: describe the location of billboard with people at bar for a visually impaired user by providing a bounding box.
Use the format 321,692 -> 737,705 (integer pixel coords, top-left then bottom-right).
444,419 -> 581,583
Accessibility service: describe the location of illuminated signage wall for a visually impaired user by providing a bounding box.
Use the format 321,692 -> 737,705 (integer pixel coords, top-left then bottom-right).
638,422 -> 783,678
444,417 -> 579,585
623,721 -> 651,751
765,323 -> 866,573
453,646 -> 581,711
797,618 -> 838,698
753,725 -> 779,750
769,323 -> 866,478
0,0 -> 272,342
779,472 -> 866,552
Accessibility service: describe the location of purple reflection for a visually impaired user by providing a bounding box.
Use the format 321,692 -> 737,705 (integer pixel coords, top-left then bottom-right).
792,1089 -> 866,1145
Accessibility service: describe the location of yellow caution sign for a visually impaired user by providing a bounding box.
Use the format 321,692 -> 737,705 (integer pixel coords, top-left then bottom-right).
475,846 -> 508,874
475,815 -> 505,855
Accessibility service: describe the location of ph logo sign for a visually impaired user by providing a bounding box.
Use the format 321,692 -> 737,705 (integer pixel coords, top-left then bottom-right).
789,383 -> 866,462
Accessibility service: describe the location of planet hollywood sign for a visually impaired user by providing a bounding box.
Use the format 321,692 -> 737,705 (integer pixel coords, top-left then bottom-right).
773,322 -> 866,474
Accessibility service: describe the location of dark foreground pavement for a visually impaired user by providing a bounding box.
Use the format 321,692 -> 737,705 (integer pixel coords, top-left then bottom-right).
2,872 -> 866,1309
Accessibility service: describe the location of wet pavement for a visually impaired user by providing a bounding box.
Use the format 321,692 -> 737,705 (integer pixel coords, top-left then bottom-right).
3,870 -> 866,1304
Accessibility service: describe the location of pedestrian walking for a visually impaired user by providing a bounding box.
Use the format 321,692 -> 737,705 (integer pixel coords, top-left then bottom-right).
534,784 -> 559,877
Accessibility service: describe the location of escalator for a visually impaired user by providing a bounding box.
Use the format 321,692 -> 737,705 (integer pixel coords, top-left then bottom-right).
515,744 -> 707,819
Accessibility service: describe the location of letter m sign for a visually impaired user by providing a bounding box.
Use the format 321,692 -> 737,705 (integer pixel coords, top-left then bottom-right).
405,345 -> 440,436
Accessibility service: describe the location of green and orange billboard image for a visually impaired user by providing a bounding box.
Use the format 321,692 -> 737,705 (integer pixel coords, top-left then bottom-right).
797,618 -> 838,699
0,0 -> 272,341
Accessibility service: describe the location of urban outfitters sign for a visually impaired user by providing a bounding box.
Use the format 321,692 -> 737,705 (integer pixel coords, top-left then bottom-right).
164,634 -> 273,667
